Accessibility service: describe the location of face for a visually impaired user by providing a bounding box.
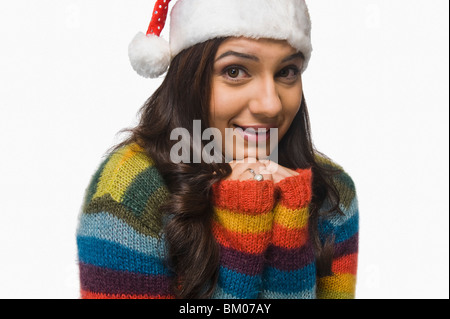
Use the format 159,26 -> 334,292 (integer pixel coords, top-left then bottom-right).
209,37 -> 304,161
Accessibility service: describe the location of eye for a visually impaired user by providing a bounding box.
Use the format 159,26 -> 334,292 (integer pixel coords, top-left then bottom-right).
227,68 -> 240,78
222,66 -> 249,81
277,66 -> 300,81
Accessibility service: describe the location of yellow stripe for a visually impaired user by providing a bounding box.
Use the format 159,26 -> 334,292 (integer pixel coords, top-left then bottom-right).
316,273 -> 356,299
93,143 -> 152,202
273,204 -> 309,229
214,208 -> 274,234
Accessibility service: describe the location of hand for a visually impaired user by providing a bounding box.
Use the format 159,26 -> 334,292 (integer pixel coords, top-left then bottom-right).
226,158 -> 299,183
225,157 -> 273,181
259,159 -> 300,184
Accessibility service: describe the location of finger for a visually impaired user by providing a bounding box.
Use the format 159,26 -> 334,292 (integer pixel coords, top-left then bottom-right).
227,158 -> 273,181
241,170 -> 273,182
240,165 -> 273,182
240,157 -> 259,164
260,160 -> 282,175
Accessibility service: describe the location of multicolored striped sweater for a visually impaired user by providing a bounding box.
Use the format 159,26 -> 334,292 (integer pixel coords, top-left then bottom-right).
76,143 -> 359,299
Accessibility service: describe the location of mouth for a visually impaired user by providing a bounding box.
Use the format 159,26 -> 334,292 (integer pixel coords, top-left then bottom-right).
233,124 -> 277,143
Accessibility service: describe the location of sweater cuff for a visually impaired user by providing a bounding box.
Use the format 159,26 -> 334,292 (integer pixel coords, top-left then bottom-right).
211,179 -> 276,214
274,168 -> 312,209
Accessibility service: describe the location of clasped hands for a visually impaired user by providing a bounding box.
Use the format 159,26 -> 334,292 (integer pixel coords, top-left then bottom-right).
226,157 -> 300,184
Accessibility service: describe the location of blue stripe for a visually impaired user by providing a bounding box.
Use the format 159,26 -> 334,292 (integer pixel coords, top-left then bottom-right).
76,212 -> 166,258
77,236 -> 171,276
211,286 -> 241,299
320,197 -> 358,227
334,212 -> 359,243
259,288 -> 316,299
337,197 -> 359,225
262,263 -> 316,294
217,266 -> 262,299
319,212 -> 359,244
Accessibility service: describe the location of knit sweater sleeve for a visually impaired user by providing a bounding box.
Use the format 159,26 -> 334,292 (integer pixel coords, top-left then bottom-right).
316,163 -> 359,299
76,143 -> 174,299
210,179 -> 277,298
261,168 -> 316,298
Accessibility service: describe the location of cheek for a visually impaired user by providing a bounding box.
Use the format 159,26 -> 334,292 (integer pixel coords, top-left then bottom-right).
287,94 -> 302,117
279,89 -> 303,137
283,83 -> 303,112
209,85 -> 245,128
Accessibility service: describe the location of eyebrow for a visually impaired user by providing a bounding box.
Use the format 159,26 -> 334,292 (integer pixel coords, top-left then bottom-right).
281,52 -> 304,63
215,51 -> 304,63
215,51 -> 259,62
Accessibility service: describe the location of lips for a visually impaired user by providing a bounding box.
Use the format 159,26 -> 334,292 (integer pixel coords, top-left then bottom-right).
233,124 -> 277,142
234,124 -> 277,131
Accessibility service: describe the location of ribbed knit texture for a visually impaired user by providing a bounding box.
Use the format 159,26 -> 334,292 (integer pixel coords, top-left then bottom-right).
76,143 -> 359,299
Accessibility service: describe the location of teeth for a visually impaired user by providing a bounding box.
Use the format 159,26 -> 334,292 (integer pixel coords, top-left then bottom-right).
237,127 -> 268,134
234,125 -> 270,135
248,128 -> 268,134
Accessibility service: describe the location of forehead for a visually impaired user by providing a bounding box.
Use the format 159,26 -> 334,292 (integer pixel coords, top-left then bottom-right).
216,37 -> 298,59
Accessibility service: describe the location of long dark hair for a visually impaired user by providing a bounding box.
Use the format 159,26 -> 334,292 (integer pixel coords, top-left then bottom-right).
108,37 -> 341,298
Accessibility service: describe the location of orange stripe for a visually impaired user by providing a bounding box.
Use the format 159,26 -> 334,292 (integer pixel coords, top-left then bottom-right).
331,253 -> 358,275
212,220 -> 270,254
271,223 -> 308,249
80,289 -> 174,299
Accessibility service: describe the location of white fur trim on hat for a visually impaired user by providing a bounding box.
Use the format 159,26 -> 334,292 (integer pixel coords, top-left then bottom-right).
170,0 -> 312,72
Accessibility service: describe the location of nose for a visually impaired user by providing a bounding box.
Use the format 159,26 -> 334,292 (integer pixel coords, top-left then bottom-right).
248,77 -> 283,118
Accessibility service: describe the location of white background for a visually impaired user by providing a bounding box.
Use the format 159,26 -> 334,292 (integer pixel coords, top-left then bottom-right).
0,0 -> 448,299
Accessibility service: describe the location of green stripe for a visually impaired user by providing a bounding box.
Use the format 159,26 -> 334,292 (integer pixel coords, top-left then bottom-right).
122,166 -> 168,217
315,154 -> 356,209
142,186 -> 170,235
333,172 -> 356,209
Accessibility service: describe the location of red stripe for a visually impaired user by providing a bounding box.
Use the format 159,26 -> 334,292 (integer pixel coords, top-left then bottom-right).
271,223 -> 309,249
331,253 -> 358,275
212,179 -> 275,214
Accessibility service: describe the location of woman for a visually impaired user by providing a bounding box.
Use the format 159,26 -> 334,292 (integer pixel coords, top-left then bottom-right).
76,0 -> 359,299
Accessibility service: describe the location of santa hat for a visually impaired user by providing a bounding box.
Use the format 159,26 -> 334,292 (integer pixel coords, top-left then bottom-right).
129,0 -> 312,78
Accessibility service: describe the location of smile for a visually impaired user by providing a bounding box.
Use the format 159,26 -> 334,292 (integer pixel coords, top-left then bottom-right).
233,125 -> 274,143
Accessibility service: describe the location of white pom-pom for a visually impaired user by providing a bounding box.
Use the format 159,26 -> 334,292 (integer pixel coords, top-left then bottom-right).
128,32 -> 171,78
